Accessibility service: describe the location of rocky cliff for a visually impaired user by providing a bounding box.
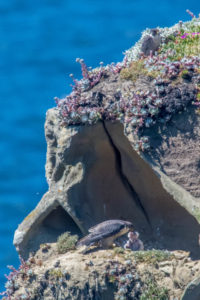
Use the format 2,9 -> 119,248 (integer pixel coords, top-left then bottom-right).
4,13 -> 200,300
2,245 -> 200,300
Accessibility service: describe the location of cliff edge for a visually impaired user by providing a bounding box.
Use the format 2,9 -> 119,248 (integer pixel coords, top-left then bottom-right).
3,13 -> 200,300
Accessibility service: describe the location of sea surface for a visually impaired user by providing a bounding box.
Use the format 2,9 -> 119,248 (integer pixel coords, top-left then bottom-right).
0,0 -> 199,293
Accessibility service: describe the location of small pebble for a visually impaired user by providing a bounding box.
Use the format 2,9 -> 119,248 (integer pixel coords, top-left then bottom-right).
54,261 -> 60,268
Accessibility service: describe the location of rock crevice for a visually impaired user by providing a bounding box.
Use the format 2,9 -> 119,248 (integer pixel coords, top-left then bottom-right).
102,120 -> 151,225
14,108 -> 200,259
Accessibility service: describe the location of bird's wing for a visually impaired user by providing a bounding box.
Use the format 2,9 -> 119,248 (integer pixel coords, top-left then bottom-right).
77,220 -> 132,248
76,231 -> 114,247
88,221 -> 125,239
88,220 -> 126,233
76,234 -> 96,247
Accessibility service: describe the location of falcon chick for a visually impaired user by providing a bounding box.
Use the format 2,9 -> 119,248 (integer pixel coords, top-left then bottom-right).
76,219 -> 134,253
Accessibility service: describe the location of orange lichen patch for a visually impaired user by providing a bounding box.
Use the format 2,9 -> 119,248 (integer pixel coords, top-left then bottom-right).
23,209 -> 39,222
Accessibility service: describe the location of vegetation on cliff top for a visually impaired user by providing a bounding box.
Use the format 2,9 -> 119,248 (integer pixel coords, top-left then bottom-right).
55,10 -> 200,152
2,245 -> 196,300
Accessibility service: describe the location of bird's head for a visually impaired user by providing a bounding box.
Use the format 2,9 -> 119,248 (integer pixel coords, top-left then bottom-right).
124,221 -> 134,232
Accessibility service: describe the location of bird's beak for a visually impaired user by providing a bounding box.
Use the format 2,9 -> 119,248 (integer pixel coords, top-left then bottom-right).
127,225 -> 134,231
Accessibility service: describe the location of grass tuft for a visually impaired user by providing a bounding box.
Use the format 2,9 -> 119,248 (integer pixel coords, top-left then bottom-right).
130,250 -> 173,264
57,232 -> 78,254
120,59 -> 159,83
49,268 -> 64,279
113,247 -> 125,255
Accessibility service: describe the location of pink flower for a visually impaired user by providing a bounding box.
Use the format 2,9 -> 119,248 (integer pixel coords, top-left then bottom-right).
180,33 -> 189,39
181,32 -> 200,39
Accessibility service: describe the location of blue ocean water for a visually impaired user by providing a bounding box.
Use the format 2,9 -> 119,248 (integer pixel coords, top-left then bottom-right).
0,0 -> 199,293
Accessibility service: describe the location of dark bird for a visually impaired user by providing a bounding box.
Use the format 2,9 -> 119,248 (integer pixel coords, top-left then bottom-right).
76,219 -> 134,252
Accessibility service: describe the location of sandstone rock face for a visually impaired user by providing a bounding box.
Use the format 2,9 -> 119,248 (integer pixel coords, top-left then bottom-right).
143,106 -> 200,198
5,246 -> 200,300
181,277 -> 200,300
14,106 -> 200,259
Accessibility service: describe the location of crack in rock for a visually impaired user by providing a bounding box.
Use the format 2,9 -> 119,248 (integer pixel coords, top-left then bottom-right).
102,120 -> 151,225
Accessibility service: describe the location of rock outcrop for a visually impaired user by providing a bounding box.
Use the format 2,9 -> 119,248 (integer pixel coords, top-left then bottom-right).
181,276 -> 200,300
10,15 -> 200,300
3,246 -> 200,300
14,104 -> 200,259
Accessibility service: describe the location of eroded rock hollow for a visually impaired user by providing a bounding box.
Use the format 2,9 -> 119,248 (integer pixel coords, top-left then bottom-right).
14,106 -> 200,259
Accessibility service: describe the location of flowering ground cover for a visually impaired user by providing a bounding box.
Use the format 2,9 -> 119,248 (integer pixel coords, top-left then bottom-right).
55,11 -> 200,152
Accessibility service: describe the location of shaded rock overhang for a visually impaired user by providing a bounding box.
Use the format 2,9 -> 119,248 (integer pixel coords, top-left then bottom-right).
13,108 -> 200,259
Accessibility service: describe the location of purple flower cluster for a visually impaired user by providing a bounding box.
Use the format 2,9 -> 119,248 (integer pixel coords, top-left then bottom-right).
186,9 -> 197,19
55,57 -> 129,126
55,42 -> 200,152
107,58 -> 128,74
144,53 -> 200,79
69,58 -> 104,93
181,32 -> 200,39
0,257 -> 32,300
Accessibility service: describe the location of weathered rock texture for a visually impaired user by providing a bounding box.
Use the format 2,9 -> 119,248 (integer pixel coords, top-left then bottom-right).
181,276 -> 200,300
6,246 -> 200,300
14,104 -> 200,260
143,105 -> 200,198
